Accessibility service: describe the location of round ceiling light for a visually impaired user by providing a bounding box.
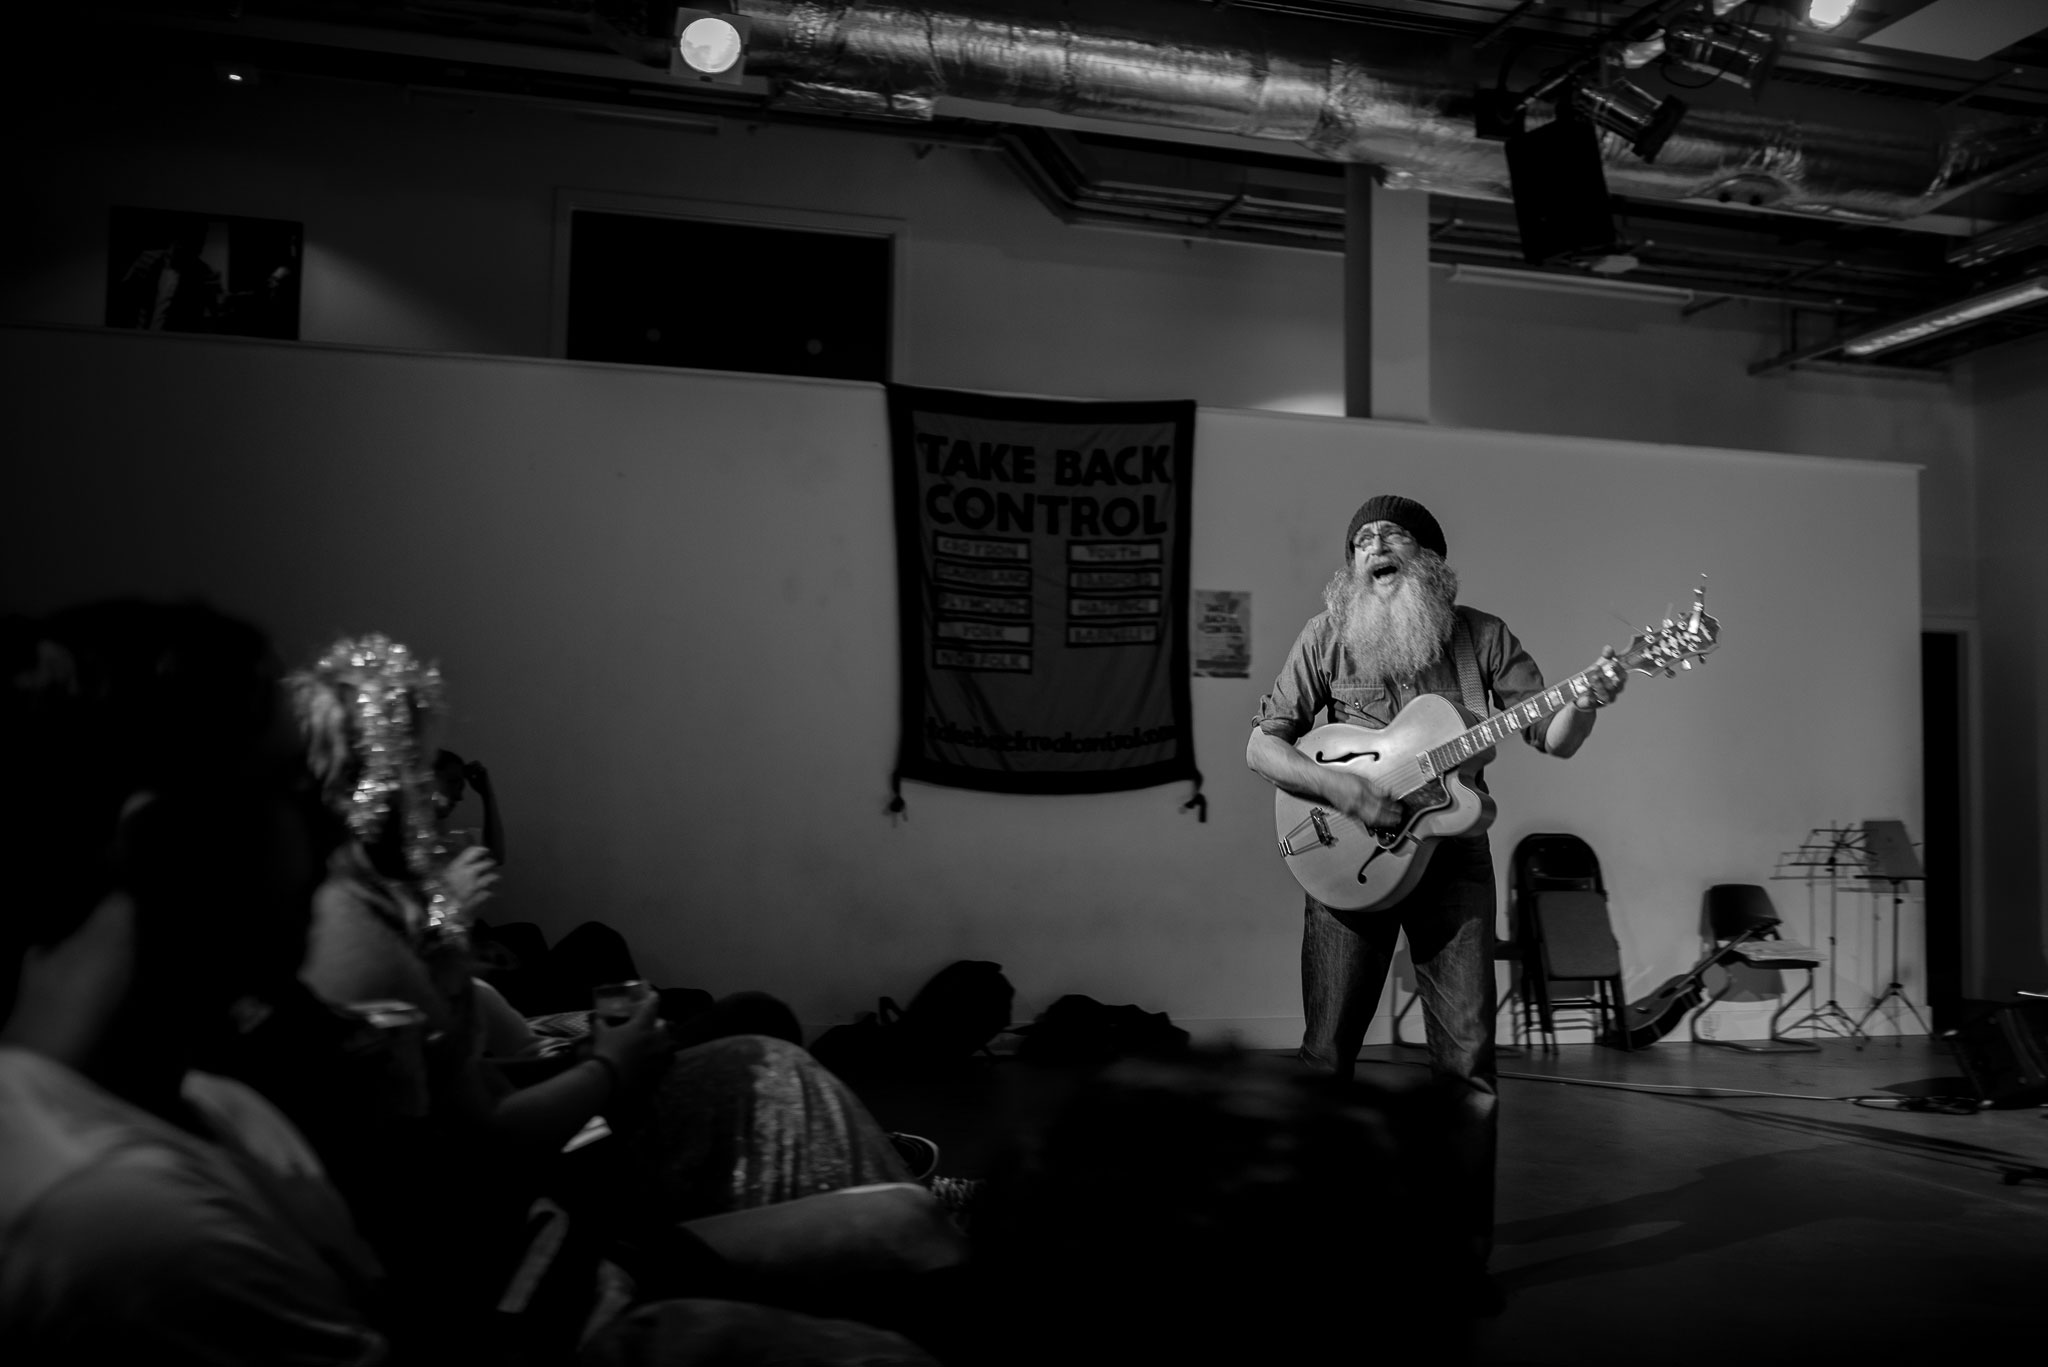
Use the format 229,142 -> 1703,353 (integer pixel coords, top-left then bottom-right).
677,17 -> 744,75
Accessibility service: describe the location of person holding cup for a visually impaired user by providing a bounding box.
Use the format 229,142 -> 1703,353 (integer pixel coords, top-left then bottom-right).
283,637 -> 937,1337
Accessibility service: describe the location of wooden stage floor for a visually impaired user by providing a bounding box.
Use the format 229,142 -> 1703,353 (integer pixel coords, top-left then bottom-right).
855,1035 -> 2048,1365
1463,1036 -> 2046,1364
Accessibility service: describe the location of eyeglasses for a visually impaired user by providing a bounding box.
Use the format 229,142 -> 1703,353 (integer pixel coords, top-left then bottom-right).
1352,526 -> 1416,553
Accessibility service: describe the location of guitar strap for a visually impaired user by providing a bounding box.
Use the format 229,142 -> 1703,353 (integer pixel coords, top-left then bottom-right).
1450,610 -> 1490,719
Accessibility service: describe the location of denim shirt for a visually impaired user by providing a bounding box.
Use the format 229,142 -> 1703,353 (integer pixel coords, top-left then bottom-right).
1252,605 -> 1556,772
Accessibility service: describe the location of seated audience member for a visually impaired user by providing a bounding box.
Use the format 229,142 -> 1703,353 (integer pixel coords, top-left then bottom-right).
0,601 -> 383,1363
289,635 -> 668,1160
282,634 -> 959,1349
433,746 -> 504,865
424,739 -> 800,1054
0,606 -> 950,1367
959,1047 -> 1478,1366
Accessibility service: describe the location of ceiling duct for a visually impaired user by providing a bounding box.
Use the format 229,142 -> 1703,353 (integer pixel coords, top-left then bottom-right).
591,0 -> 2047,224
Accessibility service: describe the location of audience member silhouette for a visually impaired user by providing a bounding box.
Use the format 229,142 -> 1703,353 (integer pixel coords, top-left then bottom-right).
0,601 -> 382,1362
1,606 -> 954,1365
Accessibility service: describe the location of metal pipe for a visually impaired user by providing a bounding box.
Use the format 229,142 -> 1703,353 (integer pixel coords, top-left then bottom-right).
704,0 -> 2048,224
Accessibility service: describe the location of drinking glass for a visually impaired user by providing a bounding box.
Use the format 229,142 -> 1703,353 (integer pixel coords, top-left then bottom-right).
593,979 -> 654,1027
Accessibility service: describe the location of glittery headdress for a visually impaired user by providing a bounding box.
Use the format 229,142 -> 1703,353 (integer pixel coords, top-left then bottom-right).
293,633 -> 457,930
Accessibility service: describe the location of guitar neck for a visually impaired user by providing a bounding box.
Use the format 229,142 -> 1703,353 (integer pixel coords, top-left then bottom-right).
1421,663 -> 1610,779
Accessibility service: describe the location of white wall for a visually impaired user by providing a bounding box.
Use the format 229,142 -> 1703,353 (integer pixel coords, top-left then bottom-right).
3,325 -> 1923,1043
6,68 -> 1975,621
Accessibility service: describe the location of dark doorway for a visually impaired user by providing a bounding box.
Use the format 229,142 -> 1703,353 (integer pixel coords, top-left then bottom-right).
565,211 -> 892,382
1921,630 -> 1966,1032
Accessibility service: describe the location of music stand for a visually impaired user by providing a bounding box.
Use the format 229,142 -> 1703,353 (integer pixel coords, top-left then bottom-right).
1852,818 -> 1929,1042
1771,825 -> 1868,1043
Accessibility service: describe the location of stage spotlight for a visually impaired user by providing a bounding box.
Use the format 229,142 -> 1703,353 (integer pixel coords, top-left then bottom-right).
1804,0 -> 1856,30
1615,33 -> 1667,69
1570,80 -> 1687,163
1663,19 -> 1783,91
669,8 -> 752,84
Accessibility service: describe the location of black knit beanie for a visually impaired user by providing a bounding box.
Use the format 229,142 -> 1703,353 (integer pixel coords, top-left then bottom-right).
1344,495 -> 1446,562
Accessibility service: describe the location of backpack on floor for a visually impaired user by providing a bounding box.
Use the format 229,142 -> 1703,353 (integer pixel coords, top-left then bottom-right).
889,959 -> 1015,1063
1013,994 -> 1191,1067
811,960 -> 1014,1076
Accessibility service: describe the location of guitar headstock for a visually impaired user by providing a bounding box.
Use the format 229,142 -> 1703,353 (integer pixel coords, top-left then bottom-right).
1619,580 -> 1722,679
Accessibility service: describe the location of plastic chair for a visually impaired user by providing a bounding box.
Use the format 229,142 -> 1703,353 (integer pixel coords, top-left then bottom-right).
1529,888 -> 1633,1050
1689,883 -> 1824,1052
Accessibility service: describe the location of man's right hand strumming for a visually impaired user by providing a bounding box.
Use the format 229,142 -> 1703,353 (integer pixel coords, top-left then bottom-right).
1333,772 -> 1401,830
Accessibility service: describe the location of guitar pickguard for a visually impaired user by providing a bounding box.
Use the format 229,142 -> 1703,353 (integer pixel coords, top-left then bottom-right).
1372,777 -> 1452,850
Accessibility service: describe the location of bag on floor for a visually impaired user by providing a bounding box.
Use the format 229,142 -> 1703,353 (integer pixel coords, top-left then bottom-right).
889,959 -> 1015,1063
1013,994 -> 1190,1066
811,960 -> 1014,1076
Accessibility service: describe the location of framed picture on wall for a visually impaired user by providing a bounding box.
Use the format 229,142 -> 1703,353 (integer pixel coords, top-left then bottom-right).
104,205 -> 302,340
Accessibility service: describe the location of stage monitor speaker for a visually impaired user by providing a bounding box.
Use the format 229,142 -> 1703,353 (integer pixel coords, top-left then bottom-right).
1942,1002 -> 2048,1108
1504,116 -> 1622,266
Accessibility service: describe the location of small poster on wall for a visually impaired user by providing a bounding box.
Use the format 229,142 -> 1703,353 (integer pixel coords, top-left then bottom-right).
1192,590 -> 1251,678
104,205 -> 302,340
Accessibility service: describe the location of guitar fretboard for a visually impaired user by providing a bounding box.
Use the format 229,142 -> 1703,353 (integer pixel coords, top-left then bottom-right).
1422,663 -> 1620,778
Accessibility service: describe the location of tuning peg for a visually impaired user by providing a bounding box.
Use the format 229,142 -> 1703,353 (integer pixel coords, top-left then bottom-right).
1681,659 -> 1692,670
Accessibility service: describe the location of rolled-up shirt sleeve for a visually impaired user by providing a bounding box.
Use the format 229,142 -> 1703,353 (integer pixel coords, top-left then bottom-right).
1252,617 -> 1332,744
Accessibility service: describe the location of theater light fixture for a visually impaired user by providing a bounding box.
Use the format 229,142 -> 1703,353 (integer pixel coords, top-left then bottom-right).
670,8 -> 751,84
1615,33 -> 1667,68
1571,79 -> 1687,162
1663,19 -> 1783,91
1804,0 -> 1856,30
1839,276 -> 2048,356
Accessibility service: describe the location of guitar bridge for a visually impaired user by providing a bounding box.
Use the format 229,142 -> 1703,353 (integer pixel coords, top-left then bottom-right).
1279,807 -> 1336,857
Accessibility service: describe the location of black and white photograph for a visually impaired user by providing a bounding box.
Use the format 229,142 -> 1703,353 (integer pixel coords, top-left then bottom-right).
104,205 -> 302,340
7,4 -> 2048,1366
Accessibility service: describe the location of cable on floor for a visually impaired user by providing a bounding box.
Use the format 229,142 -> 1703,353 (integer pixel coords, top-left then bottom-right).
1367,1056 -> 1992,1110
1495,1069 -> 1885,1102
1848,1095 -> 1986,1115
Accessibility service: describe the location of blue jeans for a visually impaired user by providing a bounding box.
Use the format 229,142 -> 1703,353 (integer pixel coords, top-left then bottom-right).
1299,834 -> 1499,1257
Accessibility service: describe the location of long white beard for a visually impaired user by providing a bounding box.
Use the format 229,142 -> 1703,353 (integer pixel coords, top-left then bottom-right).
1323,550 -> 1460,682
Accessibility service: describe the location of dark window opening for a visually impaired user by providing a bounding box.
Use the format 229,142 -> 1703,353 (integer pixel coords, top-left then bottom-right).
565,211 -> 891,382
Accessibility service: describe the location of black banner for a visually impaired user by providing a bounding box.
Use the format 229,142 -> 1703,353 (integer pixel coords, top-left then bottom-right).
889,384 -> 1198,799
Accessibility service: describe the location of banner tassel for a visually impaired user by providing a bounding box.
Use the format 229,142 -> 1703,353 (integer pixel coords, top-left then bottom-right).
887,773 -> 907,823
1182,777 -> 1207,823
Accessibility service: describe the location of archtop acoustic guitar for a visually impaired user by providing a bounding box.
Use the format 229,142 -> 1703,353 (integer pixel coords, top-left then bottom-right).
1274,586 -> 1720,912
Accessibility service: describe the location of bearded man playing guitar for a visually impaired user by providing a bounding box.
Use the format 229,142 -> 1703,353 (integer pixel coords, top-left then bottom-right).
1245,494 -> 1627,1302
